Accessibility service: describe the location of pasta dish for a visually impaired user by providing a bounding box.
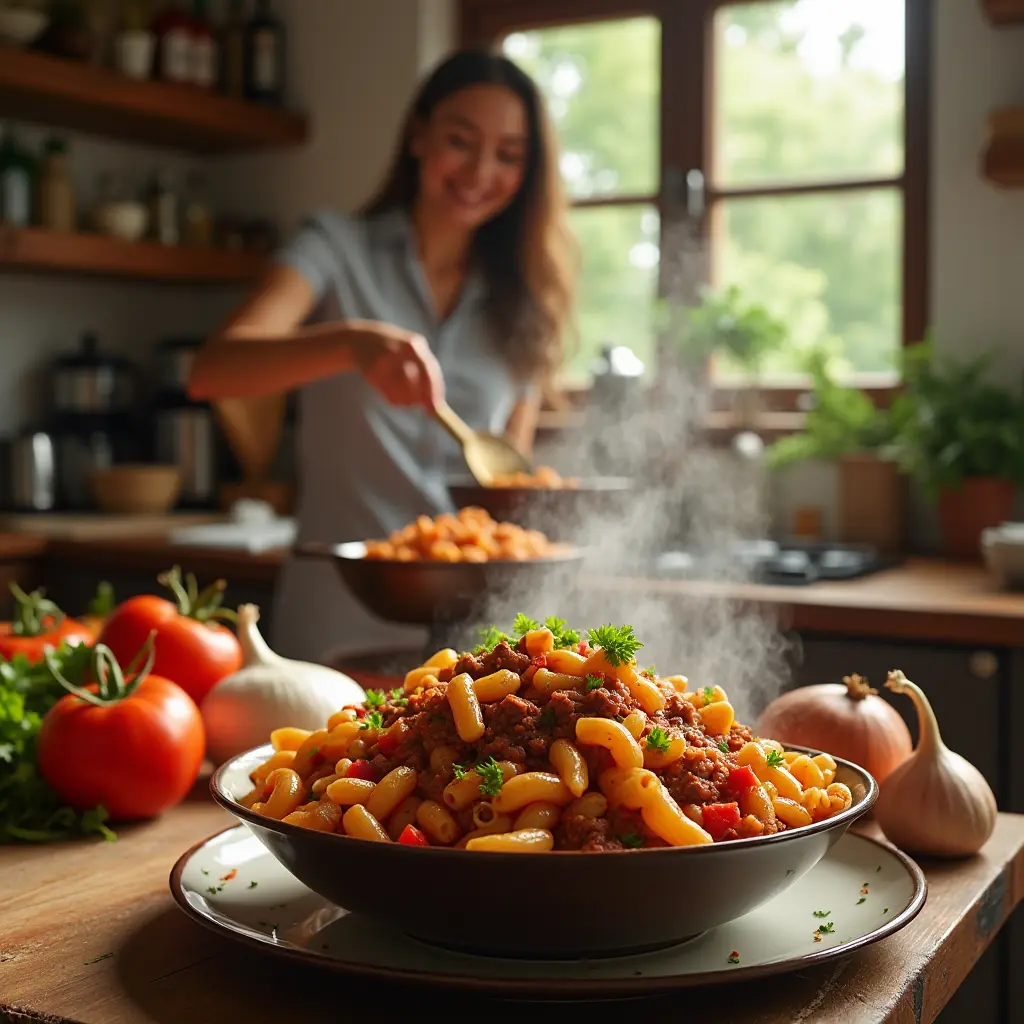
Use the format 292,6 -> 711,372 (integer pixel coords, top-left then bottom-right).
363,508 -> 565,562
240,616 -> 854,852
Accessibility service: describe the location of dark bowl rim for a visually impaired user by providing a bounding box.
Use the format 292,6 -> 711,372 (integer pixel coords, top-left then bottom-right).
211,742 -> 878,859
169,821 -> 925,996
293,539 -> 585,567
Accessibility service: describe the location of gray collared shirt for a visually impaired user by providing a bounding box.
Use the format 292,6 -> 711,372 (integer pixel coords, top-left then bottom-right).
269,207 -> 528,660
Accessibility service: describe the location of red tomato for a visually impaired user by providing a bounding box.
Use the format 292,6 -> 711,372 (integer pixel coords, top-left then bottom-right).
724,765 -> 759,795
37,673 -> 205,821
376,720 -> 409,756
398,824 -> 429,846
97,568 -> 242,706
701,801 -> 741,841
346,759 -> 376,781
0,617 -> 94,664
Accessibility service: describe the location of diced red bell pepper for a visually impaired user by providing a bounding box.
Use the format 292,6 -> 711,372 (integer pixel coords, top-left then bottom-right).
398,824 -> 429,847
377,720 -> 409,756
577,641 -> 589,657
701,801 -> 741,840
724,765 -> 759,794
345,759 -> 376,781
532,654 -> 548,669
344,704 -> 367,719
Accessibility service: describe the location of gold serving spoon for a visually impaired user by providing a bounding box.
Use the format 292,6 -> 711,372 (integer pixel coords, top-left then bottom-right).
433,399 -> 532,486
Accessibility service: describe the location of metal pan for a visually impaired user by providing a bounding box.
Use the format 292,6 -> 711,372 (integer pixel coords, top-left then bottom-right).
294,541 -> 584,626
447,476 -> 633,538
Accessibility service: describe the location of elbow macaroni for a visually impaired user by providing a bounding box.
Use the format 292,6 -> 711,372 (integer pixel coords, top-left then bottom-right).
241,622 -> 861,852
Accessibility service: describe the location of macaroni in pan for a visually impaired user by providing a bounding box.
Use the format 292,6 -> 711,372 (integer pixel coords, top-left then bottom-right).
240,617 -> 854,851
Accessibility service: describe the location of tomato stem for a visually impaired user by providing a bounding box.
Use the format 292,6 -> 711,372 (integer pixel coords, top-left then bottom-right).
45,632 -> 158,708
9,582 -> 65,638
156,566 -> 238,626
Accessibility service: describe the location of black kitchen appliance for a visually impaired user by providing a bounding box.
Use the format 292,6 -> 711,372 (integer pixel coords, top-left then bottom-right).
49,331 -> 137,416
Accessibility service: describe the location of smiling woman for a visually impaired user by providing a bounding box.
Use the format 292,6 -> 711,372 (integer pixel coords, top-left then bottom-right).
186,51 -> 578,663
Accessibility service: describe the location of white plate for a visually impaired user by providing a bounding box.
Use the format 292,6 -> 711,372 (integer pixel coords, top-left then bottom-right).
170,826 -> 926,997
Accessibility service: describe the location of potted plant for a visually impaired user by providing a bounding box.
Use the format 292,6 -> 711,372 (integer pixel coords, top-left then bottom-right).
767,350 -> 906,553
892,342 -> 1024,558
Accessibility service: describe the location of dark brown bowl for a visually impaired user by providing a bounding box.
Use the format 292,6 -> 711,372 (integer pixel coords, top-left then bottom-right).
448,476 -> 633,538
211,743 -> 877,958
293,540 -> 584,626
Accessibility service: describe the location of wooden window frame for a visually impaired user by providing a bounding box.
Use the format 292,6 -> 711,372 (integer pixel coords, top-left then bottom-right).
461,0 -> 932,416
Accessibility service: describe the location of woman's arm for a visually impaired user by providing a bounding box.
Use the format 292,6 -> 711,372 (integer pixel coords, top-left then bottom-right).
189,265 -> 443,408
505,390 -> 542,457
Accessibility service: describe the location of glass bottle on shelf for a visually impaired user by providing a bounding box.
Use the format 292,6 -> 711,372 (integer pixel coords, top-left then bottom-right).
0,125 -> 35,227
37,137 -> 76,234
182,171 -> 213,247
114,1 -> 156,81
152,0 -> 193,85
244,0 -> 284,105
190,0 -> 218,90
147,170 -> 180,246
220,0 -> 247,99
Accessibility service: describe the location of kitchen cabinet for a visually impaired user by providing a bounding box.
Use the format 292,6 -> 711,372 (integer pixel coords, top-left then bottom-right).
790,634 -> 1014,1024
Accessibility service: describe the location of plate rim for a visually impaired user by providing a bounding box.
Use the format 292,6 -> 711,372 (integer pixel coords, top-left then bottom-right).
168,826 -> 928,997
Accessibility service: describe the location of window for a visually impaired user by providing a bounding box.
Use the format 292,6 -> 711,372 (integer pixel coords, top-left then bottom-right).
502,18 -> 662,378
462,0 -> 930,391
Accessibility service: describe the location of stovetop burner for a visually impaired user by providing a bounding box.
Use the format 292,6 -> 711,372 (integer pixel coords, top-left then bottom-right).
654,540 -> 893,586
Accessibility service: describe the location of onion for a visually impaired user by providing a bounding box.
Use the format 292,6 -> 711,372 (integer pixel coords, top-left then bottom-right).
755,673 -> 912,783
202,604 -> 365,765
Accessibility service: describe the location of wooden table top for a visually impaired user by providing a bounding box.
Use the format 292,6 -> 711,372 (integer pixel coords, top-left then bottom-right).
1,786 -> 1022,1024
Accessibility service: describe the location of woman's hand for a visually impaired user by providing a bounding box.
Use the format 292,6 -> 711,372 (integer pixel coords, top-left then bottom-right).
346,319 -> 444,411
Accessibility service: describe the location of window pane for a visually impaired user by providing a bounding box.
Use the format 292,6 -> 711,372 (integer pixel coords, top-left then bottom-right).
713,189 -> 901,376
503,18 -> 660,199
713,0 -> 904,187
568,204 -> 659,377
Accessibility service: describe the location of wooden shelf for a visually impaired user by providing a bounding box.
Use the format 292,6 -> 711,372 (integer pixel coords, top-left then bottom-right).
0,227 -> 267,284
981,0 -> 1024,24
982,108 -> 1024,187
0,48 -> 307,153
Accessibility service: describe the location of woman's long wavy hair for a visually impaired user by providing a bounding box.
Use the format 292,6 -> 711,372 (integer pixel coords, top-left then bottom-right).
361,50 -> 577,382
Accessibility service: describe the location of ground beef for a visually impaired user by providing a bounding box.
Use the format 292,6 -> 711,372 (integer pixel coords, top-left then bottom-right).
724,722 -> 754,751
661,746 -> 731,806
661,692 -> 701,727
481,694 -> 543,764
559,812 -> 621,851
579,680 -> 632,721
480,641 -> 532,677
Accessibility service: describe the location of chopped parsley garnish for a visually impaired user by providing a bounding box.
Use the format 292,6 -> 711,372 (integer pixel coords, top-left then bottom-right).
476,757 -> 505,797
619,832 -> 645,848
474,624 -> 511,654
545,616 -> 581,649
364,689 -> 386,709
645,726 -> 672,754
765,748 -> 786,768
451,764 -> 467,780
587,624 -> 643,667
359,710 -> 384,731
307,747 -> 319,758
876,865 -> 882,872
717,739 -> 730,753
817,921 -> 836,934
200,868 -> 209,875
248,880 -> 258,889
727,952 -> 740,964
812,910 -> 830,918
702,686 -> 715,705
207,885 -> 224,895
883,907 -> 889,914
642,664 -> 657,679
585,675 -> 603,692
856,897 -> 866,905
513,613 -> 539,636
537,706 -> 556,729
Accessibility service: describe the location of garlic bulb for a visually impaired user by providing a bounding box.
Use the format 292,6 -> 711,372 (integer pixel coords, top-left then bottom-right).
202,604 -> 365,765
874,670 -> 997,857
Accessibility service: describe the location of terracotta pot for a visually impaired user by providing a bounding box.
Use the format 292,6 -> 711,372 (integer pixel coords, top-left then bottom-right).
838,454 -> 907,555
938,477 -> 1015,559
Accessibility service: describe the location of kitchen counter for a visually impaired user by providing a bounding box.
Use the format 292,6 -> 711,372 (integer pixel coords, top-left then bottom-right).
0,527 -> 1022,646
1,787 -> 1022,1023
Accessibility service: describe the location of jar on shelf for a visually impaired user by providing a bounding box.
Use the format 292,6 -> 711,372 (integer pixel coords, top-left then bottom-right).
0,125 -> 35,227
38,137 -> 76,234
114,2 -> 155,80
147,170 -> 180,246
182,171 -> 213,247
